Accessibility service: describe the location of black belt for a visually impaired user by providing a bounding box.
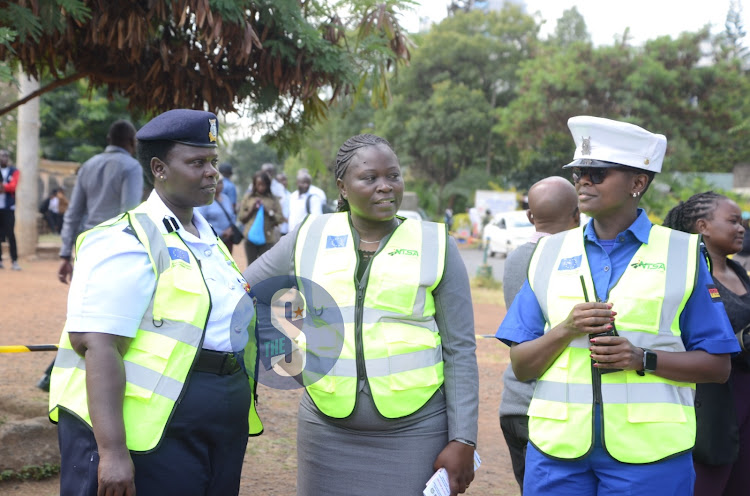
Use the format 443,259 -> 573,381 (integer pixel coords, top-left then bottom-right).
193,349 -> 243,376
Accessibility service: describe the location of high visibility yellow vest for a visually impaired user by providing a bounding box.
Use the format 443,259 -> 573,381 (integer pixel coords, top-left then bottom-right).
294,213 -> 447,418
526,225 -> 698,463
48,203 -> 263,452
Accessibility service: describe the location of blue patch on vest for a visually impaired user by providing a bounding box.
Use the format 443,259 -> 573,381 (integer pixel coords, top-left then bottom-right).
326,235 -> 348,248
168,247 -> 190,263
558,255 -> 581,271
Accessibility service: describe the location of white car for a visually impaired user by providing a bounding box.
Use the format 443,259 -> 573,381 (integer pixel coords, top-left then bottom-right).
482,210 -> 535,258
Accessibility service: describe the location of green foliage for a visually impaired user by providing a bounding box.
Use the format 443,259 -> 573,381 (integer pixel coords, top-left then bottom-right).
642,173 -> 744,224
39,80 -> 139,162
497,27 -> 750,184
0,463 -> 60,482
223,137 -> 284,192
374,6 -> 539,213
549,6 -> 591,46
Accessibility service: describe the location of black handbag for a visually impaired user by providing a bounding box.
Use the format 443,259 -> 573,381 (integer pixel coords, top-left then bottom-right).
216,200 -> 243,244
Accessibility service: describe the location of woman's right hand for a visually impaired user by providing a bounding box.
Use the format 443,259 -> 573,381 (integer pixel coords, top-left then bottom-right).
97,447 -> 135,496
559,302 -> 616,339
510,302 -> 616,382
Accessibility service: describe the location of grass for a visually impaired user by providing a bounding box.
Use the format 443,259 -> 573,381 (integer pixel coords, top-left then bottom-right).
0,463 -> 60,482
470,281 -> 504,305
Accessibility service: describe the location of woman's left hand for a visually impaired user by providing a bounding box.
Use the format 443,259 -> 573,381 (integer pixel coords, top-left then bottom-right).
433,440 -> 475,495
589,336 -> 642,371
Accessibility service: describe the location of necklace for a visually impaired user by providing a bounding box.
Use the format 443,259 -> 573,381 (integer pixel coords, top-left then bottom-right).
359,237 -> 383,244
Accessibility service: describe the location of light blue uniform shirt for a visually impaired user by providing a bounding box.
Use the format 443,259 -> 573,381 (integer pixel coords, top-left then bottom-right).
66,190 -> 252,352
497,209 -> 739,354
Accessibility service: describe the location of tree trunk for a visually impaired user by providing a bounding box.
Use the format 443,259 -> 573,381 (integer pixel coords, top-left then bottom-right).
16,73 -> 40,259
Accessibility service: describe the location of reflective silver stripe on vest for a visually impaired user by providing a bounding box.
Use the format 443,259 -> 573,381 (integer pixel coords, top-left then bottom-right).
534,379 -> 693,406
534,380 -> 593,404
414,221 -> 440,316
614,330 -> 684,351
532,233 -> 568,320
328,346 -> 443,378
362,308 -> 439,332
122,360 -> 183,402
658,229 -> 691,343
139,300 -> 204,348
601,382 -> 694,406
54,348 -> 183,402
133,213 -> 171,274
297,214 -> 332,282
54,347 -> 86,370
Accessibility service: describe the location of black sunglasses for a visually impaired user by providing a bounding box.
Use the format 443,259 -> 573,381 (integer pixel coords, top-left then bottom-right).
571,167 -> 610,185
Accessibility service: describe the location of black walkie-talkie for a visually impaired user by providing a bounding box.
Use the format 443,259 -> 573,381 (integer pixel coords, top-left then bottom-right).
581,275 -> 621,373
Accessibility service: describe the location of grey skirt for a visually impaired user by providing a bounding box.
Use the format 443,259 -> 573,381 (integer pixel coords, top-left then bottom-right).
296,387 -> 448,496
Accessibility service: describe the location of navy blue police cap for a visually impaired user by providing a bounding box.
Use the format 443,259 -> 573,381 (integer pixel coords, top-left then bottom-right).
136,109 -> 219,148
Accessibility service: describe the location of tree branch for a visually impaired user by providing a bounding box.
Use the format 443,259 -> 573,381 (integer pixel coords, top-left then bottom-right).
0,72 -> 90,117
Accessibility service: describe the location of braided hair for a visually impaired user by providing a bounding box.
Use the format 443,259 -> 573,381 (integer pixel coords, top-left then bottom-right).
334,134 -> 393,212
663,191 -> 725,233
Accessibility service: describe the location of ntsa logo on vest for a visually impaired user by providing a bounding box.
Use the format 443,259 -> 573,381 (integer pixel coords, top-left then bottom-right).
629,259 -> 666,271
388,248 -> 419,257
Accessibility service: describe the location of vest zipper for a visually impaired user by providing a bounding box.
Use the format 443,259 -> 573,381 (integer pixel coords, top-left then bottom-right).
592,362 -> 602,405
355,285 -> 366,384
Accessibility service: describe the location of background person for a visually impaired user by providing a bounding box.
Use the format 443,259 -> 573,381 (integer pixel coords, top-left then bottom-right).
731,214 -> 750,272
497,116 -> 738,496
196,177 -> 239,253
276,172 -> 291,236
58,120 -> 142,284
243,133 -> 479,496
48,109 -> 262,496
664,192 -> 750,496
218,162 -> 238,213
287,169 -> 323,230
498,176 -> 580,494
238,170 -> 283,266
0,149 -> 21,270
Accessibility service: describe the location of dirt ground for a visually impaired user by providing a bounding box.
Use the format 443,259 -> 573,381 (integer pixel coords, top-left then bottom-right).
0,245 -> 519,496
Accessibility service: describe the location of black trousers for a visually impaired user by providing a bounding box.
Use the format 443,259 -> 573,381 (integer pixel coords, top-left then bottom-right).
0,209 -> 17,261
500,414 -> 529,495
58,369 -> 252,496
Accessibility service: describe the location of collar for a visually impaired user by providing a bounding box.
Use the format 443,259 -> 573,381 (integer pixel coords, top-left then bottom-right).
530,231 -> 550,244
583,208 -> 652,245
104,145 -> 131,155
144,190 -> 215,242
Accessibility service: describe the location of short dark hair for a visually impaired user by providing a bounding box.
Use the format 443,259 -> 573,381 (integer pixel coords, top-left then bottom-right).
107,120 -> 136,148
136,139 -> 176,189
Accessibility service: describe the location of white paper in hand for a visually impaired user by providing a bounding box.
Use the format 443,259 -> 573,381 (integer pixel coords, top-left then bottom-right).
423,451 -> 481,496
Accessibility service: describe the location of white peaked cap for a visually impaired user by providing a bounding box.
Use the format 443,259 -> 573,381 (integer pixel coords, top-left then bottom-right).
564,116 -> 667,173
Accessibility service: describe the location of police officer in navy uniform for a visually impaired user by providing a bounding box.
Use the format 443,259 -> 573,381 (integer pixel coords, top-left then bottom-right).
49,109 -> 262,496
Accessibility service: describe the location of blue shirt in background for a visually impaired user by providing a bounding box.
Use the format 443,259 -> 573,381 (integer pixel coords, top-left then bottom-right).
197,194 -> 236,235
222,177 -> 238,207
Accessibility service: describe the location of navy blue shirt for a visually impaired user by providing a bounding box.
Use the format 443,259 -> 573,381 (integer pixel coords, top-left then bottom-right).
497,209 -> 739,355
